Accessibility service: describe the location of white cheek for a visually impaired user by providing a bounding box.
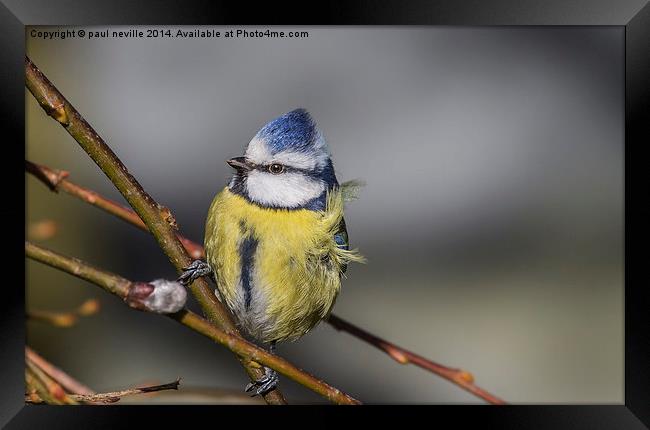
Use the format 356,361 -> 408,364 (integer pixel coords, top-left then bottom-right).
246,171 -> 325,207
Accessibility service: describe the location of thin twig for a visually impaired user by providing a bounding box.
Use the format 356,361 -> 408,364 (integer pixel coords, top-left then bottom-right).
26,379 -> 181,404
130,385 -> 265,404
25,56 -> 285,404
327,315 -> 505,404
25,241 -> 361,405
27,298 -> 100,328
25,358 -> 78,405
26,159 -> 506,404
26,347 -> 179,405
69,379 -> 181,404
26,367 -> 64,405
27,309 -> 77,328
25,347 -> 95,396
25,161 -> 203,258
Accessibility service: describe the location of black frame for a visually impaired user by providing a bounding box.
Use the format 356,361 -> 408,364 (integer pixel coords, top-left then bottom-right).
5,1 -> 648,428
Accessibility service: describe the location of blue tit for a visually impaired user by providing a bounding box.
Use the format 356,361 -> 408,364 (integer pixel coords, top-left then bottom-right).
179,108 -> 364,396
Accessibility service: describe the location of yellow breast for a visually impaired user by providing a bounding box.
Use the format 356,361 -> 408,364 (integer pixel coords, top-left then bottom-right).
204,187 -> 360,342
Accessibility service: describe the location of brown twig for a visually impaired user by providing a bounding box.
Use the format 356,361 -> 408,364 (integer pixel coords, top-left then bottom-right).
27,309 -> 77,328
327,315 -> 505,404
25,358 -> 78,405
25,348 -> 201,405
125,385 -> 265,404
25,56 -> 285,404
25,161 -> 203,258
26,379 -> 181,404
26,160 -> 506,404
69,379 -> 181,404
25,241 -> 361,405
26,347 -> 95,396
27,298 -> 100,328
26,367 -> 64,405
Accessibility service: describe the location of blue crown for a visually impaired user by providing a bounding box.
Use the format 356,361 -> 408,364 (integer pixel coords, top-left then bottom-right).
255,108 -> 321,154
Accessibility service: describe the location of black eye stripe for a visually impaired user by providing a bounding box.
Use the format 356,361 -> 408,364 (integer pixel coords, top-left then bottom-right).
251,163 -> 312,175
253,163 -> 302,175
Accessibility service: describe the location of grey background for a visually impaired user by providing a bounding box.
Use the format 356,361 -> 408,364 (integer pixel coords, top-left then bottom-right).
26,26 -> 623,403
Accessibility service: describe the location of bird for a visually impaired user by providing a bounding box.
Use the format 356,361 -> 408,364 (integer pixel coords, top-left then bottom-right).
178,108 -> 364,396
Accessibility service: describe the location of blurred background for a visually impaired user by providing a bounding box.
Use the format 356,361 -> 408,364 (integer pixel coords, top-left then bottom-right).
26,26 -> 623,404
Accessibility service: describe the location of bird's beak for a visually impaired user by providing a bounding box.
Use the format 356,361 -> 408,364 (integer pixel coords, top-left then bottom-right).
226,157 -> 253,171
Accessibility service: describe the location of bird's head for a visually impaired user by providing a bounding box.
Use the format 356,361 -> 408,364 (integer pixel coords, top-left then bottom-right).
227,109 -> 338,210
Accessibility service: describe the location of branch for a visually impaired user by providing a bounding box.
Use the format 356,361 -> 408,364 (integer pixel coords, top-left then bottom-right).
327,315 -> 505,404
26,370 -> 75,405
25,357 -> 78,405
25,56 -> 285,404
137,385 -> 265,404
26,348 -> 259,404
26,161 -> 505,404
25,161 -> 203,259
27,336 -> 175,405
26,347 -> 103,405
27,298 -> 100,328
26,347 -> 95,396
27,379 -> 180,404
25,241 -> 361,405
69,379 -> 181,404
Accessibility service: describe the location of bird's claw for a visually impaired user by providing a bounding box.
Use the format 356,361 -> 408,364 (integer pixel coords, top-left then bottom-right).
245,368 -> 278,397
177,259 -> 212,286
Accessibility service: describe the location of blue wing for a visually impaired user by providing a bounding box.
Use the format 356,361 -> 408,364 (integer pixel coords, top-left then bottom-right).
334,217 -> 350,273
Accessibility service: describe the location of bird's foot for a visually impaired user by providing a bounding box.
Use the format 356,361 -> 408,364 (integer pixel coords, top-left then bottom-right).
177,259 -> 212,286
245,367 -> 279,397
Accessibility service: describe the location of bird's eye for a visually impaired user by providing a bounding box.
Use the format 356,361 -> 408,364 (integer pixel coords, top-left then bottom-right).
268,163 -> 284,174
